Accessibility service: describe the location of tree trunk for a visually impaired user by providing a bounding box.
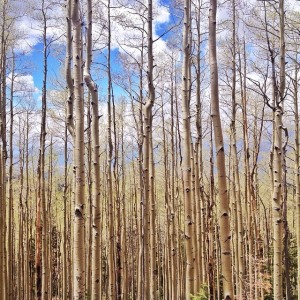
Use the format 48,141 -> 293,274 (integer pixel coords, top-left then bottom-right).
8,51 -> 15,299
83,1 -> 102,297
293,59 -> 300,300
209,0 -> 233,298
106,1 -> 116,297
70,0 -> 86,297
272,1 -> 285,298
182,0 -> 195,298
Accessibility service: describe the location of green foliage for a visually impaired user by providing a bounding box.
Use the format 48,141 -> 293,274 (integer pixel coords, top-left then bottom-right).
287,235 -> 298,298
264,234 -> 299,299
191,284 -> 209,300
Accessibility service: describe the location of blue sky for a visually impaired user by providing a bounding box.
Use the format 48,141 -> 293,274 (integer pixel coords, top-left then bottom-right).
17,0 -> 173,104
29,43 -> 62,91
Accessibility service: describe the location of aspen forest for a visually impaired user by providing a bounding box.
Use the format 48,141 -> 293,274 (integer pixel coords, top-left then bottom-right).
1,0 -> 300,299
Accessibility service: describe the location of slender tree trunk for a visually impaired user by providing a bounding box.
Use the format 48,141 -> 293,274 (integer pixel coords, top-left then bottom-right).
272,1 -> 285,298
293,59 -> 300,300
18,115 -> 26,300
272,107 -> 284,300
230,1 -> 244,297
209,1 -> 233,298
208,118 -> 216,300
106,1 -> 116,297
69,0 -> 86,297
170,58 -> 178,300
137,47 -> 145,300
47,138 -> 53,299
38,3 -> 49,297
238,38 -> 247,300
141,0 -> 156,298
86,91 -> 92,300
120,111 -> 128,299
63,116 -> 68,300
25,112 -> 31,300
83,1 -> 102,297
8,51 -> 15,299
194,2 -> 204,286
0,3 -> 8,295
182,0 -> 194,298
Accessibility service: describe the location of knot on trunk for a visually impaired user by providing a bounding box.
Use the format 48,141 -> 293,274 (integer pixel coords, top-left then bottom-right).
75,204 -> 84,219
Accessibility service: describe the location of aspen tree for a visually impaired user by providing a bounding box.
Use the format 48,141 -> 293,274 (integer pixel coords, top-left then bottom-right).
0,1 -> 8,297
252,104 -> 260,299
238,38 -> 247,300
35,1 -> 51,297
64,0 -> 74,296
106,0 -> 117,298
293,58 -> 300,300
283,121 -> 290,300
83,0 -> 102,297
170,55 -> 178,300
182,0 -> 195,297
193,0 -> 205,286
65,3 -> 75,296
186,4 -> 200,292
174,61 -> 185,299
65,0 -> 74,137
161,93 -> 171,298
86,92 -> 92,299
208,117 -> 216,299
141,0 -> 156,298
25,111 -> 31,300
111,93 -> 122,300
137,46 -> 145,300
47,137 -> 53,299
148,1 -> 157,298
230,1 -> 244,297
113,98 -> 123,300
120,106 -> 128,299
271,1 -> 285,298
63,116 -> 68,300
131,153 -> 140,298
18,114 -> 26,300
67,0 -> 86,297
209,0 -> 234,298
8,50 -> 15,299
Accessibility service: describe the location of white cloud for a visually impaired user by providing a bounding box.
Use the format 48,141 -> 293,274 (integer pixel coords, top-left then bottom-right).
14,17 -> 40,53
13,2 -> 65,54
7,72 -> 39,94
91,0 -> 170,58
153,0 -> 170,25
13,0 -> 170,57
7,73 -> 40,111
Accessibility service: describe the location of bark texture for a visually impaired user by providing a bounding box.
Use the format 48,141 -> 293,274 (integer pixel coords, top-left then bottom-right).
70,0 -> 86,298
209,0 -> 234,298
83,0 -> 102,298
